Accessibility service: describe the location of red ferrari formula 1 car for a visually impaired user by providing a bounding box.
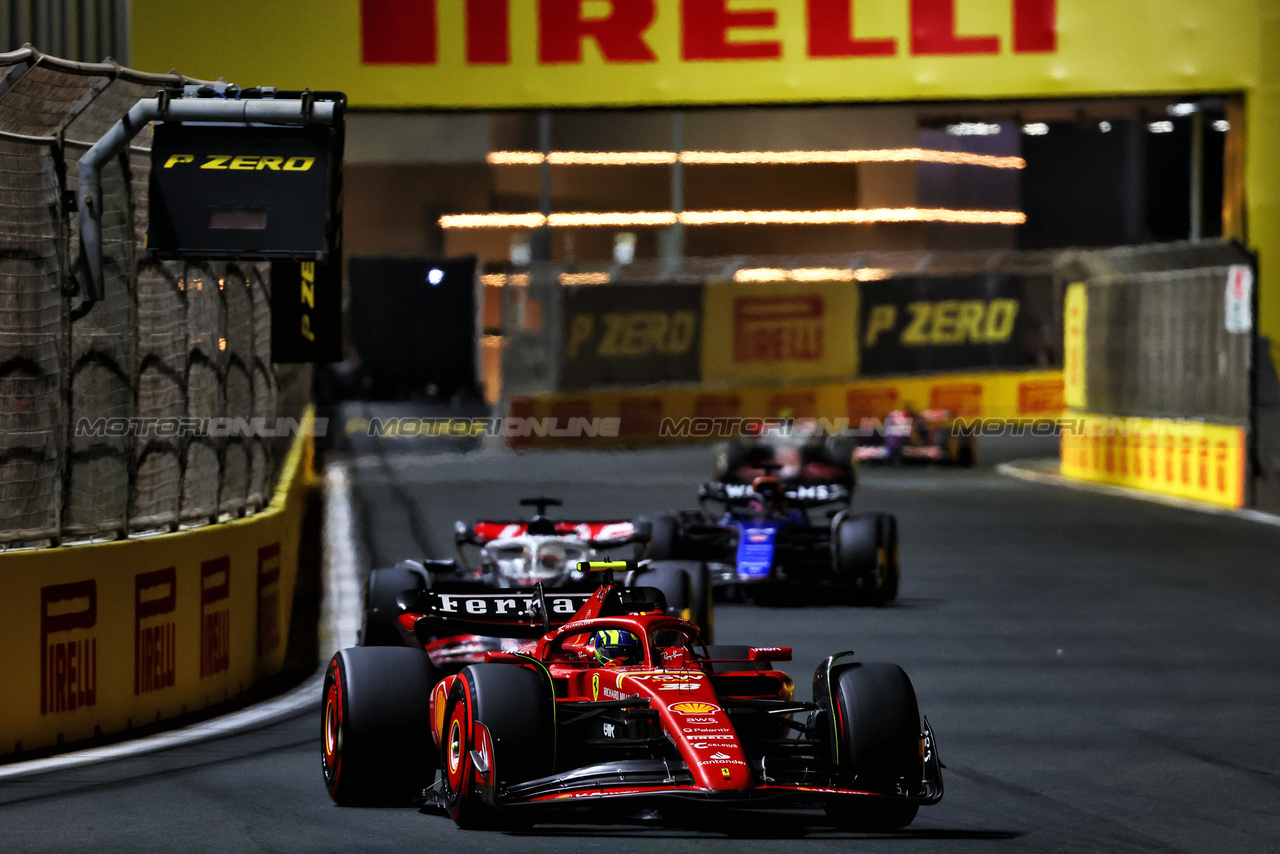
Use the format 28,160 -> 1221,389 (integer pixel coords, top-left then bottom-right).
321,562 -> 942,831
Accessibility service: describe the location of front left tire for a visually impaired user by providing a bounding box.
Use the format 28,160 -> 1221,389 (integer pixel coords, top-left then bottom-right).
441,663 -> 555,829
322,646 -> 438,806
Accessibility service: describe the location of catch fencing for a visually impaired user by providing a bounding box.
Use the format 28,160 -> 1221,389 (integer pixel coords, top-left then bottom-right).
1058,241 -> 1254,423
0,48 -> 306,547
1056,240 -> 1268,509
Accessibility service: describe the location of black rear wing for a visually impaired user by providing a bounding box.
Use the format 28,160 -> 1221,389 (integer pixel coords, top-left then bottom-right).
698,481 -> 850,507
405,587 -> 593,639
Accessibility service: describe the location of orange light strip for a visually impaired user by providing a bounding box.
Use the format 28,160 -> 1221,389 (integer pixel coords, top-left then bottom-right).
480,272 -> 531,287
439,208 -> 1026,229
439,213 -> 545,229
733,267 -> 892,283
549,212 -> 678,227
682,208 -> 1026,226
559,272 -> 612,285
488,148 -> 1025,170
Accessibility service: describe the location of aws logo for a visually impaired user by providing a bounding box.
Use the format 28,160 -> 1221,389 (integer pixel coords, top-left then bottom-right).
162,154 -> 316,171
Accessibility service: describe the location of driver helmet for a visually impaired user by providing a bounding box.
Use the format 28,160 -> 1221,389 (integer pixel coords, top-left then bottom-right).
749,475 -> 785,517
590,628 -> 643,666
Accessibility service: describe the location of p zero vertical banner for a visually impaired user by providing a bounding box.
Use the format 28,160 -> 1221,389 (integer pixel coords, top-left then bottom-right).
272,260 -> 343,363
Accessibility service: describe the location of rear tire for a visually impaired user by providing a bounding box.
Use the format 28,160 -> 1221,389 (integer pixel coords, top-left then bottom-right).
442,663 -> 555,829
691,561 -> 714,643
878,514 -> 900,601
322,646 -> 437,806
825,662 -> 923,831
361,565 -> 425,646
636,563 -> 695,624
644,514 -> 682,561
832,514 -> 888,606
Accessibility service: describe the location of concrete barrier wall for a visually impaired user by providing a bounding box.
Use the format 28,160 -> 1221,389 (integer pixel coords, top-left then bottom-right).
0,415 -> 315,759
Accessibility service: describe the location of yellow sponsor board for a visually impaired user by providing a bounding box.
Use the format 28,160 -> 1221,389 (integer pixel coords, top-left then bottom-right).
701,279 -> 859,385
133,0 -> 1261,109
507,369 -> 1063,447
0,417 -> 313,758
1059,413 -> 1246,509
1062,283 -> 1087,410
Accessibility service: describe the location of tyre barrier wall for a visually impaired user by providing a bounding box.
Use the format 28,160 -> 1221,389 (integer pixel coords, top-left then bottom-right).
506,369 -> 1064,449
0,412 -> 315,760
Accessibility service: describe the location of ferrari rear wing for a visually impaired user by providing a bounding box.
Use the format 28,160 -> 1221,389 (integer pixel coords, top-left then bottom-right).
405,587 -> 594,639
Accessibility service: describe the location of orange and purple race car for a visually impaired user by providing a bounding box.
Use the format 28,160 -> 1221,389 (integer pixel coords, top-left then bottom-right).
855,408 -> 977,467
320,561 -> 942,831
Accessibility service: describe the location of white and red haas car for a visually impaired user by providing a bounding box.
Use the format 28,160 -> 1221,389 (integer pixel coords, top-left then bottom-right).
321,561 -> 942,831
360,498 -> 713,674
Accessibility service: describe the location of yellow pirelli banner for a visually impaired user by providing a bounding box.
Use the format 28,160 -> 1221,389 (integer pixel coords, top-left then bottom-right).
701,278 -> 859,385
1059,413 -> 1247,509
1062,282 -> 1087,410
507,368 -> 1063,447
0,417 -> 314,759
134,0 -> 1262,109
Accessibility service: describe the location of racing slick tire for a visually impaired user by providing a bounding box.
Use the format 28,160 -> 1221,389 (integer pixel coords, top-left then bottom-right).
360,564 -> 426,646
442,663 -> 555,829
322,646 -> 438,807
635,562 -> 696,625
690,560 -> 714,643
877,514 -> 901,601
825,662 -> 923,831
833,513 -> 890,606
643,514 -> 682,561
641,560 -> 714,642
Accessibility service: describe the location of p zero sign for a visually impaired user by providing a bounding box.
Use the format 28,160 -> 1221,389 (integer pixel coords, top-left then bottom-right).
148,123 -> 333,259
561,283 -> 703,390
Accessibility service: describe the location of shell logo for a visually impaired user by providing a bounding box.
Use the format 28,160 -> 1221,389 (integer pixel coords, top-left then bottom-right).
671,701 -> 720,715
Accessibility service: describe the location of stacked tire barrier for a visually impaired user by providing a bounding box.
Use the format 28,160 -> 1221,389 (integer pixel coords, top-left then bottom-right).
0,49 -> 307,546
0,50 -> 316,760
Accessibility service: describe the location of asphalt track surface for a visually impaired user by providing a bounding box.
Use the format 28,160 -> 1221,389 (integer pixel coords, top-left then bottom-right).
4,439 -> 1280,852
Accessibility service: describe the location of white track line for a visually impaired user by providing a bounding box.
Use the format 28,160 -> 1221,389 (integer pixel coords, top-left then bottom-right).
997,459 -> 1280,527
0,461 -> 364,781
320,462 -> 363,658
